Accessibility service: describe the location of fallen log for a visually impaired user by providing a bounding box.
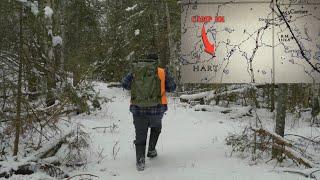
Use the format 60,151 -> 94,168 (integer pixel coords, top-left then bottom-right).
0,162 -> 69,179
26,130 -> 73,162
1,130 -> 75,178
252,128 -> 314,168
180,91 -> 212,104
252,128 -> 293,147
107,82 -> 122,88
194,105 -> 232,113
179,86 -> 256,105
205,86 -> 256,103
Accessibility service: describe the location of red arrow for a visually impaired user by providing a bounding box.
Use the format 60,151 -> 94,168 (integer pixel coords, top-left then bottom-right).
201,24 -> 215,55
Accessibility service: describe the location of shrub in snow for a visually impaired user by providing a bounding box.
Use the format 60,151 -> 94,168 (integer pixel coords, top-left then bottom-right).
56,124 -> 90,169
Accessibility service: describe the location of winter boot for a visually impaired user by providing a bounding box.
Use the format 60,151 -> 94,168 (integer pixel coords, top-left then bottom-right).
147,128 -> 161,158
135,144 -> 146,171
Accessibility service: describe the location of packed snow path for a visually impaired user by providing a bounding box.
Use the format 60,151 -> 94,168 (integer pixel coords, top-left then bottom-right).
71,82 -> 306,180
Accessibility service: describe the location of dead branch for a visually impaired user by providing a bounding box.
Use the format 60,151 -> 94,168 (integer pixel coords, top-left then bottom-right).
66,173 -> 99,180
279,169 -> 320,179
284,134 -> 320,144
273,169 -> 310,178
92,126 -> 111,130
113,141 -> 120,160
272,144 -> 313,168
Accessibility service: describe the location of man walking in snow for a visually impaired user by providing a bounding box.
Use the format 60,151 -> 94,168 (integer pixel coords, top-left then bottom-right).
121,53 -> 176,171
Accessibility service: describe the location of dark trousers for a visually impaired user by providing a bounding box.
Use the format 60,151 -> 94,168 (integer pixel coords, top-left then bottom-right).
133,114 -> 163,146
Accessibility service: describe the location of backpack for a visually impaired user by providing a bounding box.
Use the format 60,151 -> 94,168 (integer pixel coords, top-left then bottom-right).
131,59 -> 162,107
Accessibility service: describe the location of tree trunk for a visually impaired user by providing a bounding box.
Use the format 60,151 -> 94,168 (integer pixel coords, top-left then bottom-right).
53,0 -> 65,91
272,83 -> 287,159
152,0 -> 159,52
270,83 -> 275,112
60,0 -> 66,87
165,2 -> 173,70
45,1 -> 56,107
152,0 -> 169,67
13,3 -> 24,156
312,82 -> 320,123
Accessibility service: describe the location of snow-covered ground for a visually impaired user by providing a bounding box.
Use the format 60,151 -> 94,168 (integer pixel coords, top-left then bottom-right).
6,82 -> 316,180
64,82 -> 312,180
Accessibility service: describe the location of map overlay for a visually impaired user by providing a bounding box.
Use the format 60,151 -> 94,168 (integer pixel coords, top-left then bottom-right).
181,0 -> 320,83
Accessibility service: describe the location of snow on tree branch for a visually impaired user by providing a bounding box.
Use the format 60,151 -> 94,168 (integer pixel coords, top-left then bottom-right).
44,6 -> 53,19
125,4 -> 137,11
15,0 -> 39,16
52,36 -> 63,47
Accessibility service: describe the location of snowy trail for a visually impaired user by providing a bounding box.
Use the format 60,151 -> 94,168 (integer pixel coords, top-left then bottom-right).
71,82 -> 306,180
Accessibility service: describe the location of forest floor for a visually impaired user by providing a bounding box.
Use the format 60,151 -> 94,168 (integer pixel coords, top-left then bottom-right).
7,82 -> 319,180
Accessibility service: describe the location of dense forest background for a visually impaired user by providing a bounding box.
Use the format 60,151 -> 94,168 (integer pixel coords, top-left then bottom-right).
0,0 -> 180,175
